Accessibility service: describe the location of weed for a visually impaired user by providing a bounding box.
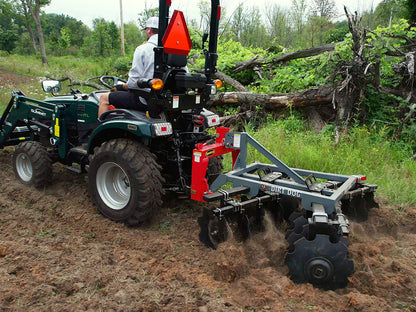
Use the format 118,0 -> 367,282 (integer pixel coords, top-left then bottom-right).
39,228 -> 49,237
158,221 -> 172,234
83,232 -> 96,240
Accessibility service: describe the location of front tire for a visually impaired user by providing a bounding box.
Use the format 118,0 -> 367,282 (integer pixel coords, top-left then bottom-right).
12,141 -> 52,188
88,139 -> 164,225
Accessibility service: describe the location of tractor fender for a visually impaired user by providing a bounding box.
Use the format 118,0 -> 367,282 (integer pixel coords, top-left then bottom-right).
87,120 -> 153,155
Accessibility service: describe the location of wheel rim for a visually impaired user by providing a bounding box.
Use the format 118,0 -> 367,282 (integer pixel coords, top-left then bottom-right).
96,162 -> 131,210
16,153 -> 33,182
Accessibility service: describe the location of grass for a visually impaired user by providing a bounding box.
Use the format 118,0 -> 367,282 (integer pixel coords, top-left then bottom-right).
0,54 -> 108,79
0,54 -> 111,111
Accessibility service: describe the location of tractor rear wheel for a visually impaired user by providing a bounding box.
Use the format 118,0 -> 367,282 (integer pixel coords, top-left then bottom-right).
13,141 -> 52,188
88,139 -> 164,225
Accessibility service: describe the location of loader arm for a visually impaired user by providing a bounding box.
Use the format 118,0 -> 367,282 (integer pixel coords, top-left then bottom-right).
0,92 -> 67,157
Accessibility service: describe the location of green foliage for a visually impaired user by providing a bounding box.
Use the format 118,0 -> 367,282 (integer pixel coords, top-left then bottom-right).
112,57 -> 130,78
199,39 -> 260,86
374,0 -> 408,26
58,27 -> 71,50
90,18 -> 120,57
124,21 -> 145,53
253,54 -> 335,93
407,0 -> 416,23
324,21 -> 349,43
0,23 -> 19,52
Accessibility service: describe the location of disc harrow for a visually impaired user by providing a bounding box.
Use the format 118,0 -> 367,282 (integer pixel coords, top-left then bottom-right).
191,127 -> 378,290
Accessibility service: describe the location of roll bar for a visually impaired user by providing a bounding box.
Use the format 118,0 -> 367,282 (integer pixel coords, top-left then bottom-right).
155,0 -> 220,81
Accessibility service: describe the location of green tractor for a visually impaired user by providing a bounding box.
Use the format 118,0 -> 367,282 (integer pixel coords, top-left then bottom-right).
0,1 -> 223,225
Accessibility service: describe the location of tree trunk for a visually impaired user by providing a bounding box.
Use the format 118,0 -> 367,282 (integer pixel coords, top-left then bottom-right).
20,0 -> 38,53
209,83 -> 335,110
333,8 -> 367,139
26,0 -> 48,65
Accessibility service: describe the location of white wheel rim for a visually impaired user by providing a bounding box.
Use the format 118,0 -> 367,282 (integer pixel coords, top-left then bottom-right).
16,153 -> 33,182
96,162 -> 131,210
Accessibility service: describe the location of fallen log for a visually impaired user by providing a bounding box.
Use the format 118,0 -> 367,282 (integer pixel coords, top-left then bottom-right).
209,83 -> 336,111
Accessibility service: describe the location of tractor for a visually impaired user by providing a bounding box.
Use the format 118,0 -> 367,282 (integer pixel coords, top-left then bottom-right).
0,0 -> 378,290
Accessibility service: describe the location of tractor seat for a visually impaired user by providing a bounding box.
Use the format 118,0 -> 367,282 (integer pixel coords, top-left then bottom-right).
167,54 -> 187,68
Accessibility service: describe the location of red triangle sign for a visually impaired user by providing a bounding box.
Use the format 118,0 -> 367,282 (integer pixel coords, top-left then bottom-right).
162,10 -> 192,56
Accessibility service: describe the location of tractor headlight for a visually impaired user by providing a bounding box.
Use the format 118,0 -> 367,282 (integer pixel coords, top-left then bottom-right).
152,122 -> 173,136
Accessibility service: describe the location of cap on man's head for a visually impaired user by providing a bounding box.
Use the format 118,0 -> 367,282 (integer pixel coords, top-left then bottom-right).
145,16 -> 159,29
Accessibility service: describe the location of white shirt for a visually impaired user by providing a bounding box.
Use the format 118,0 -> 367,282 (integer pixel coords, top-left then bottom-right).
127,34 -> 158,90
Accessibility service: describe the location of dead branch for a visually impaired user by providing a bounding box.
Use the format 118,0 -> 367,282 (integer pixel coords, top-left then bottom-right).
46,75 -> 103,90
233,55 -> 267,73
214,71 -> 249,92
231,42 -> 340,74
271,43 -> 340,64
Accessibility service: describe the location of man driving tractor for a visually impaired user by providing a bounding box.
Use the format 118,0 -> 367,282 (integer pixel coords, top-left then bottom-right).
98,17 -> 159,117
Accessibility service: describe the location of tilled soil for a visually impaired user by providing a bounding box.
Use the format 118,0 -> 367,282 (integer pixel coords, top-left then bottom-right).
1,145 -> 416,312
1,68 -> 416,311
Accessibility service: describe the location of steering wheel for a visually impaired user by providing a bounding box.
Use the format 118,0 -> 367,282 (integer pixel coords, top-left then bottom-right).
99,75 -> 127,89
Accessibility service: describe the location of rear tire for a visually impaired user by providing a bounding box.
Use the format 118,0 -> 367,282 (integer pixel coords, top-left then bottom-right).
13,141 -> 52,188
88,139 -> 164,225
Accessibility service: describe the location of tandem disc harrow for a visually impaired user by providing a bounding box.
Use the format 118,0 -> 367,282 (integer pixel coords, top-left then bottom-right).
191,127 -> 378,290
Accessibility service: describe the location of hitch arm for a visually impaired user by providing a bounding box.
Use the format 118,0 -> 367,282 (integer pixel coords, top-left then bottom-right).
191,127 -> 239,202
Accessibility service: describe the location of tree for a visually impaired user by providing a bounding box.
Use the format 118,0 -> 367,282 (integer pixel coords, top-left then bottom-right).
58,27 -> 71,51
310,0 -> 336,19
123,21 -> 145,53
17,0 -> 37,53
407,0 -> 416,23
290,0 -> 308,46
0,0 -> 19,52
306,0 -> 336,46
228,5 -> 268,47
265,4 -> 291,47
24,0 -> 50,65
374,0 -> 407,27
197,0 -> 210,32
91,18 -> 120,57
41,14 -> 89,54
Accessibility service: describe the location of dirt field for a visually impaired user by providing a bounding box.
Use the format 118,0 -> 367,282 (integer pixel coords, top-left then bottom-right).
1,69 -> 416,311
